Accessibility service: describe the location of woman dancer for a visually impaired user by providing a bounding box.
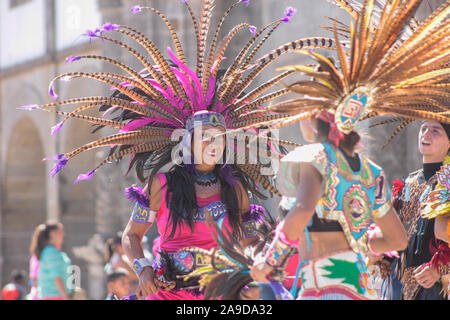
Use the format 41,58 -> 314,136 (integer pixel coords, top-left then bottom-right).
251,0 -> 449,300
21,0 -> 340,299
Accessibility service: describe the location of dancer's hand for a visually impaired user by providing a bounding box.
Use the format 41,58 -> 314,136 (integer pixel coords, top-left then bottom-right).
366,252 -> 384,264
377,259 -> 393,279
250,262 -> 273,284
137,267 -> 159,298
413,264 -> 440,289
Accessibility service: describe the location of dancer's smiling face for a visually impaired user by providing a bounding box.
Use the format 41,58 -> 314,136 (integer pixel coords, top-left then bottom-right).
192,125 -> 226,170
418,121 -> 450,163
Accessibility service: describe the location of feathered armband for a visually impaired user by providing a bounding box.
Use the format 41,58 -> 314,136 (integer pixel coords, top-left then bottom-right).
125,186 -> 155,225
241,204 -> 267,238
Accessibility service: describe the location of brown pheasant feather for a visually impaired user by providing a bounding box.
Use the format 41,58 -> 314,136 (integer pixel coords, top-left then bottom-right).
245,0 -> 449,145
22,0 -> 319,193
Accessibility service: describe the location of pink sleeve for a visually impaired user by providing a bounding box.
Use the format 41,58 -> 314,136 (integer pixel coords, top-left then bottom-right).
152,237 -> 161,257
29,255 -> 39,279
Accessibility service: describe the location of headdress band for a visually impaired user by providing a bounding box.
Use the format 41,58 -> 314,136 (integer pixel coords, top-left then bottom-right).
186,111 -> 227,132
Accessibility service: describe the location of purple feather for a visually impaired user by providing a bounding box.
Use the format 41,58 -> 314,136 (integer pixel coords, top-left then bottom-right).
124,186 -> 150,207
65,56 -> 82,64
74,169 -> 97,184
242,204 -> 267,223
82,29 -> 100,39
131,5 -> 142,14
269,280 -> 293,300
102,23 -> 120,32
284,7 -> 296,17
48,82 -> 58,100
43,154 -> 69,178
281,6 -> 296,23
17,104 -> 39,111
51,121 -> 64,135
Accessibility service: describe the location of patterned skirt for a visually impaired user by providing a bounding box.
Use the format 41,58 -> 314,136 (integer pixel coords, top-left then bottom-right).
296,250 -> 378,300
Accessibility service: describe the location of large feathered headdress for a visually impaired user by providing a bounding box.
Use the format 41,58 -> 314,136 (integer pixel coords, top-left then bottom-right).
243,0 -> 450,146
20,0 -> 343,196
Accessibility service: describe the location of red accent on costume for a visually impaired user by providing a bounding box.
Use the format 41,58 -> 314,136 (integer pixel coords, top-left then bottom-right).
426,239 -> 450,271
317,112 -> 346,147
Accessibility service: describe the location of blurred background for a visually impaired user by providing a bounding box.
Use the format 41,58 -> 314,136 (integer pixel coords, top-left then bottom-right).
0,0 -> 445,299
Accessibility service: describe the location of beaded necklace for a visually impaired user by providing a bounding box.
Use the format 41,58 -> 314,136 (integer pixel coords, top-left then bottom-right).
194,170 -> 220,195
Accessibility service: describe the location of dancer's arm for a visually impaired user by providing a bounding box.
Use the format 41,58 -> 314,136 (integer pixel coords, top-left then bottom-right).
369,208 -> 408,253
251,163 -> 322,283
122,179 -> 161,297
281,163 -> 322,242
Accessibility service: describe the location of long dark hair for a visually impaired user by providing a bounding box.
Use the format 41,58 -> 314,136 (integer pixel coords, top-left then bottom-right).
162,163 -> 244,240
30,222 -> 61,260
317,118 -> 361,151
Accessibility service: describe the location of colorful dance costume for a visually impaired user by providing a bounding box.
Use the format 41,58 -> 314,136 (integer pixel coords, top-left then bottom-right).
146,173 -> 230,299
277,142 -> 390,299
245,0 -> 449,300
22,0 -> 342,299
384,156 -> 450,300
133,173 -> 267,299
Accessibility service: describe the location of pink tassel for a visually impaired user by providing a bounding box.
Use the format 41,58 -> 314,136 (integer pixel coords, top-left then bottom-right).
119,118 -> 154,133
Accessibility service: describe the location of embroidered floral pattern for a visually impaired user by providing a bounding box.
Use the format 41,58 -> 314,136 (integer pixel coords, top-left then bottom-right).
342,185 -> 371,240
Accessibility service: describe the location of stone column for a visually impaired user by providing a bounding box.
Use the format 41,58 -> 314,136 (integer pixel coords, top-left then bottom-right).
95,0 -> 127,239
95,150 -> 124,237
68,0 -> 128,300
45,0 -> 61,222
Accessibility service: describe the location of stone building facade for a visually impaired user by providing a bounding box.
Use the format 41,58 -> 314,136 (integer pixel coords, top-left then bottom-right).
0,0 -> 443,299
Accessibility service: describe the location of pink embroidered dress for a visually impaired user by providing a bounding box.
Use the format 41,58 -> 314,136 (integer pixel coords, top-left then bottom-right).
147,173 -> 232,300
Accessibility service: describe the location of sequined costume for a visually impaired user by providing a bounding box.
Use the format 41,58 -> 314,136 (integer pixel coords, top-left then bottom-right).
242,0 -> 449,300
277,142 -> 391,299
178,0 -> 450,300
382,157 -> 450,300
22,0 -> 341,300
